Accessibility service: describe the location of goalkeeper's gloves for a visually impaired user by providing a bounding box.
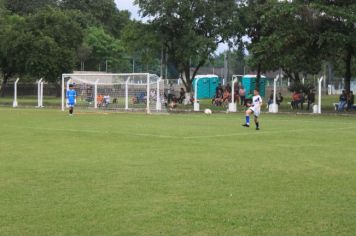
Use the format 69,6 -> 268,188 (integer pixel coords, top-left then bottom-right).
66,99 -> 69,105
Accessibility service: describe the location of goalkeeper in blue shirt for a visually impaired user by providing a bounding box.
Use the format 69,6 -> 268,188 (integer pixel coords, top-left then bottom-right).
66,84 -> 77,115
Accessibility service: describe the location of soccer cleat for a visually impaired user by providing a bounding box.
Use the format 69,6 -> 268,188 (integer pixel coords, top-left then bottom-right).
242,124 -> 250,127
256,127 -> 260,130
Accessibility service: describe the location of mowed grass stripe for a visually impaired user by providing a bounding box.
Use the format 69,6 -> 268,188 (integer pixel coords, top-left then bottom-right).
3,123 -> 356,140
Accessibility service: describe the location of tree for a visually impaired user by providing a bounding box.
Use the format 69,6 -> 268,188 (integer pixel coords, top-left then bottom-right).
238,0 -> 269,87
3,0 -> 58,15
311,1 -> 356,93
136,0 -> 239,92
0,14 -> 29,96
0,7 -> 85,97
121,21 -> 161,74
60,0 -> 130,38
83,27 -> 130,72
241,0 -> 355,91
25,7 -> 84,84
245,1 -> 323,85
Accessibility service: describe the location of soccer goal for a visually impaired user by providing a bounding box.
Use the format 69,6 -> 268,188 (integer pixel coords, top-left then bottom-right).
61,73 -> 165,113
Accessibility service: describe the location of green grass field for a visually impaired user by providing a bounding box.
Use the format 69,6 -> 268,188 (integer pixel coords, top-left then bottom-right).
1,108 -> 356,235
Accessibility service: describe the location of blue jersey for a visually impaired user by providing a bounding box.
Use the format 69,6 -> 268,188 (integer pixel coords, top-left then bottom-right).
66,89 -> 77,105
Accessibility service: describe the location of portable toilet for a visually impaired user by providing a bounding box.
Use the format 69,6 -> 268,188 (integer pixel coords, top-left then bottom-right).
193,75 -> 221,99
241,74 -> 266,97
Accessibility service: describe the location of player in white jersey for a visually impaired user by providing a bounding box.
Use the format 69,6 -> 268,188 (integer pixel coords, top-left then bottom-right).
242,89 -> 262,130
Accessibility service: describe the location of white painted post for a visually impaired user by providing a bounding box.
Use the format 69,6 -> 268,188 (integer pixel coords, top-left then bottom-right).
317,76 -> 324,114
228,76 -> 238,112
94,79 -> 99,109
146,73 -> 150,114
125,77 -> 130,110
13,78 -> 20,107
156,77 -> 162,111
269,74 -> 280,113
37,78 -> 43,108
194,77 -> 201,111
65,79 -> 71,108
40,81 -> 44,107
61,75 -> 65,111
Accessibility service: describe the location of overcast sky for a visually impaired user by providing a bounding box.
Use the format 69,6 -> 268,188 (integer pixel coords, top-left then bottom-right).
115,0 -> 141,20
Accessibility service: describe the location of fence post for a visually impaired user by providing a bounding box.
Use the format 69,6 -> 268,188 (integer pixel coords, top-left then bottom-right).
37,78 -> 43,108
125,77 -> 130,110
156,77 -> 162,111
13,78 -> 20,108
94,79 -> 99,109
228,75 -> 238,112
194,78 -> 201,111
269,74 -> 281,113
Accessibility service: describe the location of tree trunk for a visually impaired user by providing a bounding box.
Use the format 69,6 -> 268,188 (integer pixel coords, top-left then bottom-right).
256,63 -> 261,91
183,66 -> 192,92
294,72 -> 301,85
344,44 -> 352,93
182,59 -> 205,93
0,75 -> 9,97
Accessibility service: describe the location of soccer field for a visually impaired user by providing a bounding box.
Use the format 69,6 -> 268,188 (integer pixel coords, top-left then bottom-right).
1,108 -> 356,235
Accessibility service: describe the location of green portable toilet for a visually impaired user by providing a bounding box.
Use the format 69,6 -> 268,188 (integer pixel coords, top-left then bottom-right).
241,75 -> 266,97
193,75 -> 221,99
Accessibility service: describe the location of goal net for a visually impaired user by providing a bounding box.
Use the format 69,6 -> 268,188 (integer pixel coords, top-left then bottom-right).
61,73 -> 165,113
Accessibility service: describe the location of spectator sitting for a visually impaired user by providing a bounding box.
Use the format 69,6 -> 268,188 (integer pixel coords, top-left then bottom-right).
150,89 -> 156,101
291,91 -> 303,109
338,90 -> 347,112
178,88 -> 186,104
222,89 -> 231,106
234,83 -> 239,104
103,95 -> 110,108
307,90 -> 315,110
216,83 -> 223,96
167,83 -> 174,104
277,92 -> 283,105
239,86 -> 246,106
225,83 -> 232,93
212,90 -> 223,106
97,94 -> 104,107
168,100 -> 177,110
347,91 -> 354,111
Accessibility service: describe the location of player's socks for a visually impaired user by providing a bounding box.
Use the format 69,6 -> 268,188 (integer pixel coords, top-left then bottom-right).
242,116 -> 250,127
69,108 -> 73,115
255,122 -> 259,130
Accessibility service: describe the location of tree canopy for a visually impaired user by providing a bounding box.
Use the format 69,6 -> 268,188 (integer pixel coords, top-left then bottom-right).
135,0 -> 239,91
0,0 -> 355,95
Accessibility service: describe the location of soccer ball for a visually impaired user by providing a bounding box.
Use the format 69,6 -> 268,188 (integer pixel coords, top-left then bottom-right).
204,108 -> 212,115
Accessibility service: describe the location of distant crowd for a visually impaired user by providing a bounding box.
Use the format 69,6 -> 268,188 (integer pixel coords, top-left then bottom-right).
337,90 -> 354,112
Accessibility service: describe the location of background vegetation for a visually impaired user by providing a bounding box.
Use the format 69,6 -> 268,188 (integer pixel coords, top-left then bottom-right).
0,0 -> 355,95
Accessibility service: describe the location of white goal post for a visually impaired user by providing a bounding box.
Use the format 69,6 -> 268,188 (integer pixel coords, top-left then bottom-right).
61,73 -> 165,113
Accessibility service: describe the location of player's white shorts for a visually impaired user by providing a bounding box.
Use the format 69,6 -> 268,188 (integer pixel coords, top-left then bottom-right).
248,106 -> 261,117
